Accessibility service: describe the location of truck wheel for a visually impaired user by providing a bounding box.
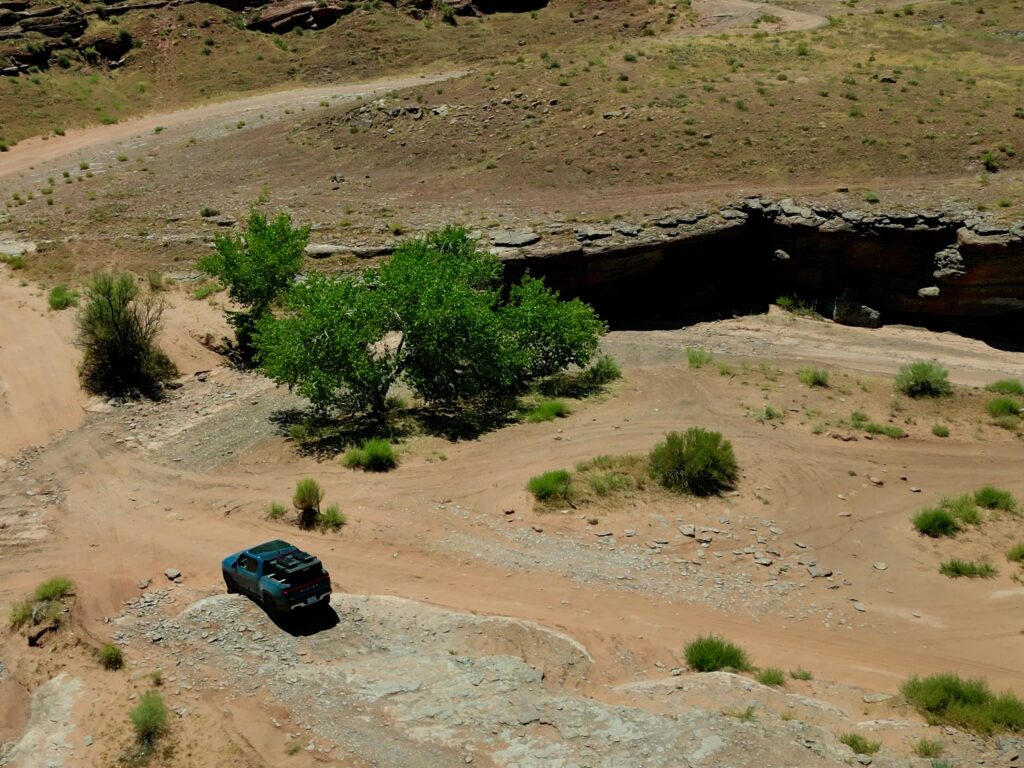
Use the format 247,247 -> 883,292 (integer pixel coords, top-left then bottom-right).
223,574 -> 238,594
261,593 -> 279,620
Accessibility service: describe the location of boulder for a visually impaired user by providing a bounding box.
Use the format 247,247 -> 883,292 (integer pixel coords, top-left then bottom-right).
489,229 -> 541,248
833,299 -> 881,328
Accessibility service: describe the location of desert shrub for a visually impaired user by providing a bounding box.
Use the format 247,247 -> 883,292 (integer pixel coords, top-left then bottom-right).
585,355 -> 620,385
776,294 -> 818,317
33,577 -> 73,602
939,559 -> 997,579
267,502 -> 286,520
343,439 -> 397,472
76,272 -> 176,398
0,254 -> 26,269
318,504 -> 345,531
199,206 -> 220,218
894,361 -> 951,398
8,601 -> 33,629
790,668 -> 813,681
48,284 -> 78,310
192,281 -> 221,300
986,379 -> 1024,396
525,399 -> 571,423
292,478 -> 324,525
684,635 -> 750,672
992,414 -> 1021,431
912,508 -> 959,537
975,486 -> 1016,512
798,367 -> 829,387
526,469 -> 573,502
129,691 -> 168,745
902,673 -> 1024,734
540,356 -> 620,398
932,424 -> 950,437
839,732 -> 880,755
99,643 -> 124,670
913,738 -> 944,758
649,428 -> 738,496
752,405 -> 782,423
146,271 -> 165,292
686,347 -> 713,368
940,494 -> 980,525
757,667 -> 785,686
864,422 -> 905,438
1006,542 -> 1024,564
987,396 -> 1022,418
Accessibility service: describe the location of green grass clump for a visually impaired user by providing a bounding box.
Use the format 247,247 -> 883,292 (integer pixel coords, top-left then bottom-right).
685,635 -> 751,672
318,504 -> 346,532
776,295 -> 819,317
1006,543 -> 1024,564
98,643 -> 124,670
267,502 -> 286,520
192,281 -> 221,300
343,438 -> 397,472
47,284 -> 78,310
538,355 -> 620,398
790,667 -> 813,681
527,469 -> 573,502
894,361 -> 951,398
974,486 -> 1016,512
751,405 -> 782,423
129,691 -> 168,745
987,396 -> 1022,418
839,732 -> 880,755
525,399 -> 571,423
986,379 -> 1024,396
33,577 -> 73,602
913,738 -> 944,758
756,667 -> 786,687
649,427 -> 738,497
932,424 -> 950,438
902,673 -> 1024,734
939,559 -> 997,579
912,508 -> 959,537
292,478 -> 324,514
940,494 -> 980,525
586,355 -> 621,385
864,422 -> 906,438
797,367 -> 829,387
686,347 -> 713,368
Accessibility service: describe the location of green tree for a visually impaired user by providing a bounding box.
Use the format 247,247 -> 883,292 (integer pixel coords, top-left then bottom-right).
198,210 -> 309,361
255,227 -> 605,424
76,272 -> 176,397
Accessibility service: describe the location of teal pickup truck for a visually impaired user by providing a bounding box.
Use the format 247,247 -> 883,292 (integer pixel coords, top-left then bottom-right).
222,540 -> 332,617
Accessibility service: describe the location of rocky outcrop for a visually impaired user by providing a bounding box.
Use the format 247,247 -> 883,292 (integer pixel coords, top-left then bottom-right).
246,0 -> 351,33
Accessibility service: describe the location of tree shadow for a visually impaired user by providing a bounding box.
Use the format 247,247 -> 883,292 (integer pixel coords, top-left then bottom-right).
269,407 -> 413,459
408,400 -> 518,441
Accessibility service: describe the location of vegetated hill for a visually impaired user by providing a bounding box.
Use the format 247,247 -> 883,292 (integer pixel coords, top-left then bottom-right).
0,0 -> 664,144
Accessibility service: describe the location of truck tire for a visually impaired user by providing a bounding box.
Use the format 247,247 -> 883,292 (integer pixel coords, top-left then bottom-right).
261,592 -> 279,620
223,574 -> 238,594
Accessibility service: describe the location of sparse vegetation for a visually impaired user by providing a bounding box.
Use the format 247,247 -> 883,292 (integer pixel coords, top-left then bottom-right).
975,486 -> 1016,512
987,396 -> 1022,418
776,295 -> 819,317
986,379 -> 1024,396
525,399 -> 571,423
8,577 -> 73,630
839,732 -> 881,755
939,558 -> 997,579
649,428 -> 739,496
790,668 -> 813,681
686,346 -> 713,368
267,502 -> 287,520
894,361 -> 952,398
797,367 -> 829,388
99,643 -> 125,670
129,690 -> 168,746
1006,543 -> 1024,564
47,284 -> 78,310
76,272 -> 176,398
527,469 -> 574,503
318,504 -> 346,531
913,738 -> 944,758
912,507 -> 959,537
292,478 -> 324,527
685,635 -> 751,672
343,438 -> 398,472
931,424 -> 950,438
902,673 -> 1024,734
756,667 -> 785,687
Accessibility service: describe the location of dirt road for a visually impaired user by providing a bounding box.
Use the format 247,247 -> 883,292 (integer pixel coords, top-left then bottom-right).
0,71 -> 462,182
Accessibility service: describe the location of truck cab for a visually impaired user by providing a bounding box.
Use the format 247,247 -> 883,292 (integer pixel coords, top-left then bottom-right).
222,540 -> 331,617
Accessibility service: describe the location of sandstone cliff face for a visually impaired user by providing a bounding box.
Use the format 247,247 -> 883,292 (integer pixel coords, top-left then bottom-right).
0,0 -> 548,73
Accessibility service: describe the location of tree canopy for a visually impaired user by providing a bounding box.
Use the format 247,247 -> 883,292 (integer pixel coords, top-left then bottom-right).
198,210 -> 309,360
254,227 -> 605,423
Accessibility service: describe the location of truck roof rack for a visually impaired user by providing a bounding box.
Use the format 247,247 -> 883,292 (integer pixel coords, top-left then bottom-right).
269,549 -> 318,575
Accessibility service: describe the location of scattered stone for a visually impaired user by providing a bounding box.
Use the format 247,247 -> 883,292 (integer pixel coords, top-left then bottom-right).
808,565 -> 833,579
872,562 -> 887,571
851,602 -> 866,613
909,487 -> 922,493
137,578 -> 151,590
489,229 -> 541,248
862,693 -> 892,704
164,568 -> 181,581
868,476 -> 883,486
